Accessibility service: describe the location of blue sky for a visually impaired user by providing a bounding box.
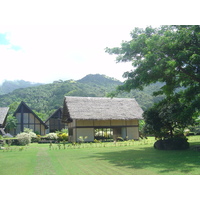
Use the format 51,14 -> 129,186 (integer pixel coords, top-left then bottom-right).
0,33 -> 21,50
0,0 -> 195,84
0,33 -> 9,45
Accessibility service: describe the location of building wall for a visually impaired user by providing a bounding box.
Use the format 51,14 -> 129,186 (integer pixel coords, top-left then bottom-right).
127,127 -> 139,140
76,119 -> 138,127
76,128 -> 94,142
67,119 -> 140,142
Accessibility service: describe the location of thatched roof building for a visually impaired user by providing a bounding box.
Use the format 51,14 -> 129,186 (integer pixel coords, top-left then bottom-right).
62,96 -> 143,142
0,107 -> 9,127
63,96 -> 143,122
0,107 -> 9,135
0,107 -> 9,128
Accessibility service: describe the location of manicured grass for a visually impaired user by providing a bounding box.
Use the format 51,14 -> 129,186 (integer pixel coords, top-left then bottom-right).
1,136 -> 200,175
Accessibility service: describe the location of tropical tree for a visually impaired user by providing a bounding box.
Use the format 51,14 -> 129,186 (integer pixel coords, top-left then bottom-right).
106,25 -> 200,149
105,25 -> 200,113
143,97 -> 196,138
5,115 -> 17,133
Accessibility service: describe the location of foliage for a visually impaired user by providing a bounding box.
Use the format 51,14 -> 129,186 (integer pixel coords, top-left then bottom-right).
56,128 -> 68,134
57,133 -> 68,141
188,117 -> 200,135
16,128 -> 37,145
23,128 -> 37,142
78,136 -> 88,143
5,115 -> 17,132
16,133 -> 31,145
106,25 -> 200,148
154,136 -> 189,150
106,25 -> 200,119
46,133 -> 58,140
139,120 -> 145,134
143,97 -> 196,138
0,80 -> 43,95
0,74 -> 165,121
56,129 -> 68,141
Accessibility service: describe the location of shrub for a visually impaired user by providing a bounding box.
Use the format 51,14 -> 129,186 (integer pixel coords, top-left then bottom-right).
78,136 -> 88,143
57,133 -> 68,141
94,139 -> 100,143
22,128 -> 37,143
16,130 -> 37,146
46,133 -> 58,140
28,132 -> 37,142
10,139 -> 19,145
154,136 -> 189,150
61,133 -> 68,141
31,135 -> 41,143
16,133 -> 31,146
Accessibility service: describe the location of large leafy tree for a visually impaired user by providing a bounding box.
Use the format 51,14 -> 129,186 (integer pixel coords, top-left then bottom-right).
106,25 -> 200,138
106,25 -> 200,104
143,97 -> 196,138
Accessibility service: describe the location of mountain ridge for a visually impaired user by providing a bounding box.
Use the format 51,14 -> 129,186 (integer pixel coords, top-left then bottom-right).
0,80 -> 43,95
0,74 -> 164,120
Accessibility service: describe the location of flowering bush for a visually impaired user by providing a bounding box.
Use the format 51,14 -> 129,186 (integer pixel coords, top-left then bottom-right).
46,133 -> 58,140
16,133 -> 31,146
23,128 -> 37,142
28,132 -> 37,141
57,133 -> 68,141
61,133 -> 68,141
16,129 -> 37,145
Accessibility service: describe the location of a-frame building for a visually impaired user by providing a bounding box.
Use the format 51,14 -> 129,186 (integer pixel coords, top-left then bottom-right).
45,107 -> 65,133
10,101 -> 48,135
0,107 -> 9,135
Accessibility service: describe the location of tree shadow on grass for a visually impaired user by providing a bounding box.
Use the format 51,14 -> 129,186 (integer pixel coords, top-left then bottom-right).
88,146 -> 200,174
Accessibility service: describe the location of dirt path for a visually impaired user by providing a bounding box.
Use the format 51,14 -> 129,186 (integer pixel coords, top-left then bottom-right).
34,147 -> 57,175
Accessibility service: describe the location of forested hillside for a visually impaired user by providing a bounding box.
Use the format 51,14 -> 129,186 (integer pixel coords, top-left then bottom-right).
0,80 -> 43,95
0,74 -> 164,120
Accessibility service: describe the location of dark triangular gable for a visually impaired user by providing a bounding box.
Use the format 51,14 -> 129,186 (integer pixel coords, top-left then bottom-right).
45,107 -> 65,132
14,101 -> 48,130
45,107 -> 63,122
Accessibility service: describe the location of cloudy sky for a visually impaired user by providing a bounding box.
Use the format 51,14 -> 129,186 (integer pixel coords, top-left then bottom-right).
0,25 -> 138,83
0,0 -> 196,84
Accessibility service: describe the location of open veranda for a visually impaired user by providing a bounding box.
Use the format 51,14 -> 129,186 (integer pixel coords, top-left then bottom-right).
1,136 -> 200,175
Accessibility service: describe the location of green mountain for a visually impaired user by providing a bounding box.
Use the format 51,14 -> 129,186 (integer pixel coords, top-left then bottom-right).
0,74 -> 164,120
0,80 -> 43,95
78,74 -> 122,86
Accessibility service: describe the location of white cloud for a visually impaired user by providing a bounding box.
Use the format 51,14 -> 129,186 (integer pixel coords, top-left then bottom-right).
0,25 -> 136,83
0,0 -> 163,83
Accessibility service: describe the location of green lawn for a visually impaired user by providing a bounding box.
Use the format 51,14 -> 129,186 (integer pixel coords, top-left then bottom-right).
1,136 -> 200,175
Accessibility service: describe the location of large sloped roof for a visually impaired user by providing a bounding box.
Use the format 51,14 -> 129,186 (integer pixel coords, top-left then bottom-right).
45,107 -> 63,123
63,96 -> 143,122
14,101 -> 48,129
0,107 -> 9,126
